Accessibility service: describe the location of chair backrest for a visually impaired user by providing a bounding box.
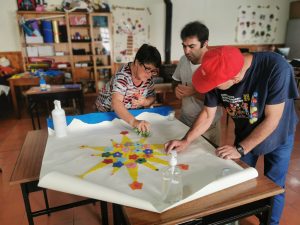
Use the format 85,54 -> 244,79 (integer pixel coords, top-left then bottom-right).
44,74 -> 65,84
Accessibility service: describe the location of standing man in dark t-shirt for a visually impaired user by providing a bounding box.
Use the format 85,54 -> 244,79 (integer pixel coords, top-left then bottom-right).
165,46 -> 299,225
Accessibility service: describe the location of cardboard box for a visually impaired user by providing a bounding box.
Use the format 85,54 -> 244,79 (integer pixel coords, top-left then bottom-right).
55,52 -> 65,56
38,46 -> 54,56
25,35 -> 44,44
26,46 -> 38,57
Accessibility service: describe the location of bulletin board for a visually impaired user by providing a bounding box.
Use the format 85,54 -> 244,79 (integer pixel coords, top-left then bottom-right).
235,4 -> 280,43
111,5 -> 150,63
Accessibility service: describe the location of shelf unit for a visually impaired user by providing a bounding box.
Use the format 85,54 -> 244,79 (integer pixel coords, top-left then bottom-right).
17,11 -> 114,94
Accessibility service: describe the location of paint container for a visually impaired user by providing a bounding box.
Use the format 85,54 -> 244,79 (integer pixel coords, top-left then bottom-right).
167,110 -> 175,121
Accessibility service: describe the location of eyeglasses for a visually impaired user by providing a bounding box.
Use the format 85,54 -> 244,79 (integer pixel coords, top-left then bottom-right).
140,63 -> 158,76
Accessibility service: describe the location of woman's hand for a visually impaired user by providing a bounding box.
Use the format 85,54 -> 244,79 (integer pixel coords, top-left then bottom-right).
131,119 -> 150,133
132,96 -> 148,108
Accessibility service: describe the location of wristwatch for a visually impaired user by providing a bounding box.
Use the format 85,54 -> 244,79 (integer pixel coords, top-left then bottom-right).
236,144 -> 245,157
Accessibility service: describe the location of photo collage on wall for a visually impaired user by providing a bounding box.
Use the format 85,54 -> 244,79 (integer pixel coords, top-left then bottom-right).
112,5 -> 150,63
236,4 -> 280,43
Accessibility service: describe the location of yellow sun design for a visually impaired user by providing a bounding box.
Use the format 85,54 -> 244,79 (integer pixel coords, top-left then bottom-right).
79,131 -> 169,190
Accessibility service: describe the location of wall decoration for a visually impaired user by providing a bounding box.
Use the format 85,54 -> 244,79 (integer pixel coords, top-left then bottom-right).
112,5 -> 150,63
235,4 -> 280,43
38,110 -> 258,213
17,0 -> 36,11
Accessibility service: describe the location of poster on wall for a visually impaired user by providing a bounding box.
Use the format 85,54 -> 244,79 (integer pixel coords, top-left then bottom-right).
112,5 -> 150,63
235,4 -> 280,43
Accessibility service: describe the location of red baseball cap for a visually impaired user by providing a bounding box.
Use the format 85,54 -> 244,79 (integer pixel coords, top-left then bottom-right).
192,46 -> 244,93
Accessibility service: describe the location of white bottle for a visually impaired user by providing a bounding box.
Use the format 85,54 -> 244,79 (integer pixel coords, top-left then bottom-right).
51,100 -> 67,138
162,150 -> 183,204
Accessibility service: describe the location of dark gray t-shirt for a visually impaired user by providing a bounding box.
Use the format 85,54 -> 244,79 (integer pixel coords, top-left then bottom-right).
205,52 -> 299,155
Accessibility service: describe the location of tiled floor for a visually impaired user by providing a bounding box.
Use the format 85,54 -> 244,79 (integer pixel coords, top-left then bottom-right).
0,96 -> 299,225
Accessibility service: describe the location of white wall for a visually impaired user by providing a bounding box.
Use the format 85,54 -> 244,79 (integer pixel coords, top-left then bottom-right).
171,0 -> 291,60
0,0 -> 293,61
0,0 -> 20,52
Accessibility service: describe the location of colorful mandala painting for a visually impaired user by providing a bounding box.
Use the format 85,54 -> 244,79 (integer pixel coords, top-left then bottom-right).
79,131 -> 169,190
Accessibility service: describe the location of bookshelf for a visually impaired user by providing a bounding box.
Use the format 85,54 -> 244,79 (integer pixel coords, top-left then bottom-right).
17,11 -> 114,94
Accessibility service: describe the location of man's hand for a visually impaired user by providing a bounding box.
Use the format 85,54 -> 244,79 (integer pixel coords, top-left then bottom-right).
164,139 -> 190,154
215,145 -> 242,160
175,84 -> 196,99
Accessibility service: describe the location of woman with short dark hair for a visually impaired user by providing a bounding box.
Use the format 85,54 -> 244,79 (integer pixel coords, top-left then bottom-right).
95,44 -> 161,133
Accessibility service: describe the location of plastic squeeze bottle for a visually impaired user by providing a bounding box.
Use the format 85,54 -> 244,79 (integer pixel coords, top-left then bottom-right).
162,150 -> 183,203
40,74 -> 47,91
51,100 -> 67,137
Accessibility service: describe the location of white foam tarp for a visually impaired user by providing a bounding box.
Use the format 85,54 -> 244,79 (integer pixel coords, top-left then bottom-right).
39,112 -> 258,213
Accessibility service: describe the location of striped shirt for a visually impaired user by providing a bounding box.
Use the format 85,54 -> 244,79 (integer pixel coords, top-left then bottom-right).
95,63 -> 155,112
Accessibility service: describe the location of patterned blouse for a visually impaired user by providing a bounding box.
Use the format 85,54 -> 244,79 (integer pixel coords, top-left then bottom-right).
95,63 -> 155,112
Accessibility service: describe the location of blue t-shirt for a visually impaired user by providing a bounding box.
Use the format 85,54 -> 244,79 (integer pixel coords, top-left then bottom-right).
205,52 -> 299,155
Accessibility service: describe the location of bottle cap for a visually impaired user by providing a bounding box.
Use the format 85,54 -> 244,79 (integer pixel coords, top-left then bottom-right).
54,100 -> 61,109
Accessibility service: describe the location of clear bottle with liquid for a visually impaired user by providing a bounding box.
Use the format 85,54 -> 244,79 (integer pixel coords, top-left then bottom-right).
39,74 -> 47,91
162,150 -> 183,204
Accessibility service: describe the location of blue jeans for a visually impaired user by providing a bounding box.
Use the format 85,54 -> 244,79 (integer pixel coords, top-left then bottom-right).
241,134 -> 294,225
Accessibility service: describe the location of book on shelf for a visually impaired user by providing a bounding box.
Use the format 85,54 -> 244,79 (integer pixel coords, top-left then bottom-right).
42,20 -> 54,43
52,20 -> 60,43
58,24 -> 68,42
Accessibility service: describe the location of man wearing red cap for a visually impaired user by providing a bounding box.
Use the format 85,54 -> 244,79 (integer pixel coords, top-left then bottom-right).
172,21 -> 222,145
165,46 -> 299,225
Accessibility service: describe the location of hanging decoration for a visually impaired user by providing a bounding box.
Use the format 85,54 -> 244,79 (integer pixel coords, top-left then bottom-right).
112,5 -> 150,63
235,4 -> 280,43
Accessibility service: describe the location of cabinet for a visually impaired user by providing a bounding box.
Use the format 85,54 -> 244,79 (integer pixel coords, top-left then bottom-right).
290,1 -> 300,19
17,11 -> 114,94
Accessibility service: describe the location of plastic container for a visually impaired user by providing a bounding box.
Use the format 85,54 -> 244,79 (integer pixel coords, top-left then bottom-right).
168,110 -> 175,121
51,100 -> 67,138
40,75 -> 47,91
162,150 -> 183,203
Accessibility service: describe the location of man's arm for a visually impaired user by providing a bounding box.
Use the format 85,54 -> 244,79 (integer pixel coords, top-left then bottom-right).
132,95 -> 155,108
165,106 -> 217,152
172,79 -> 183,100
173,79 -> 205,100
239,102 -> 285,153
216,102 -> 285,159
172,79 -> 181,91
184,106 -> 217,143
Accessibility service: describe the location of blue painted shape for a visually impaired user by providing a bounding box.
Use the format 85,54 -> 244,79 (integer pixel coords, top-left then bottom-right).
47,106 -> 173,129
